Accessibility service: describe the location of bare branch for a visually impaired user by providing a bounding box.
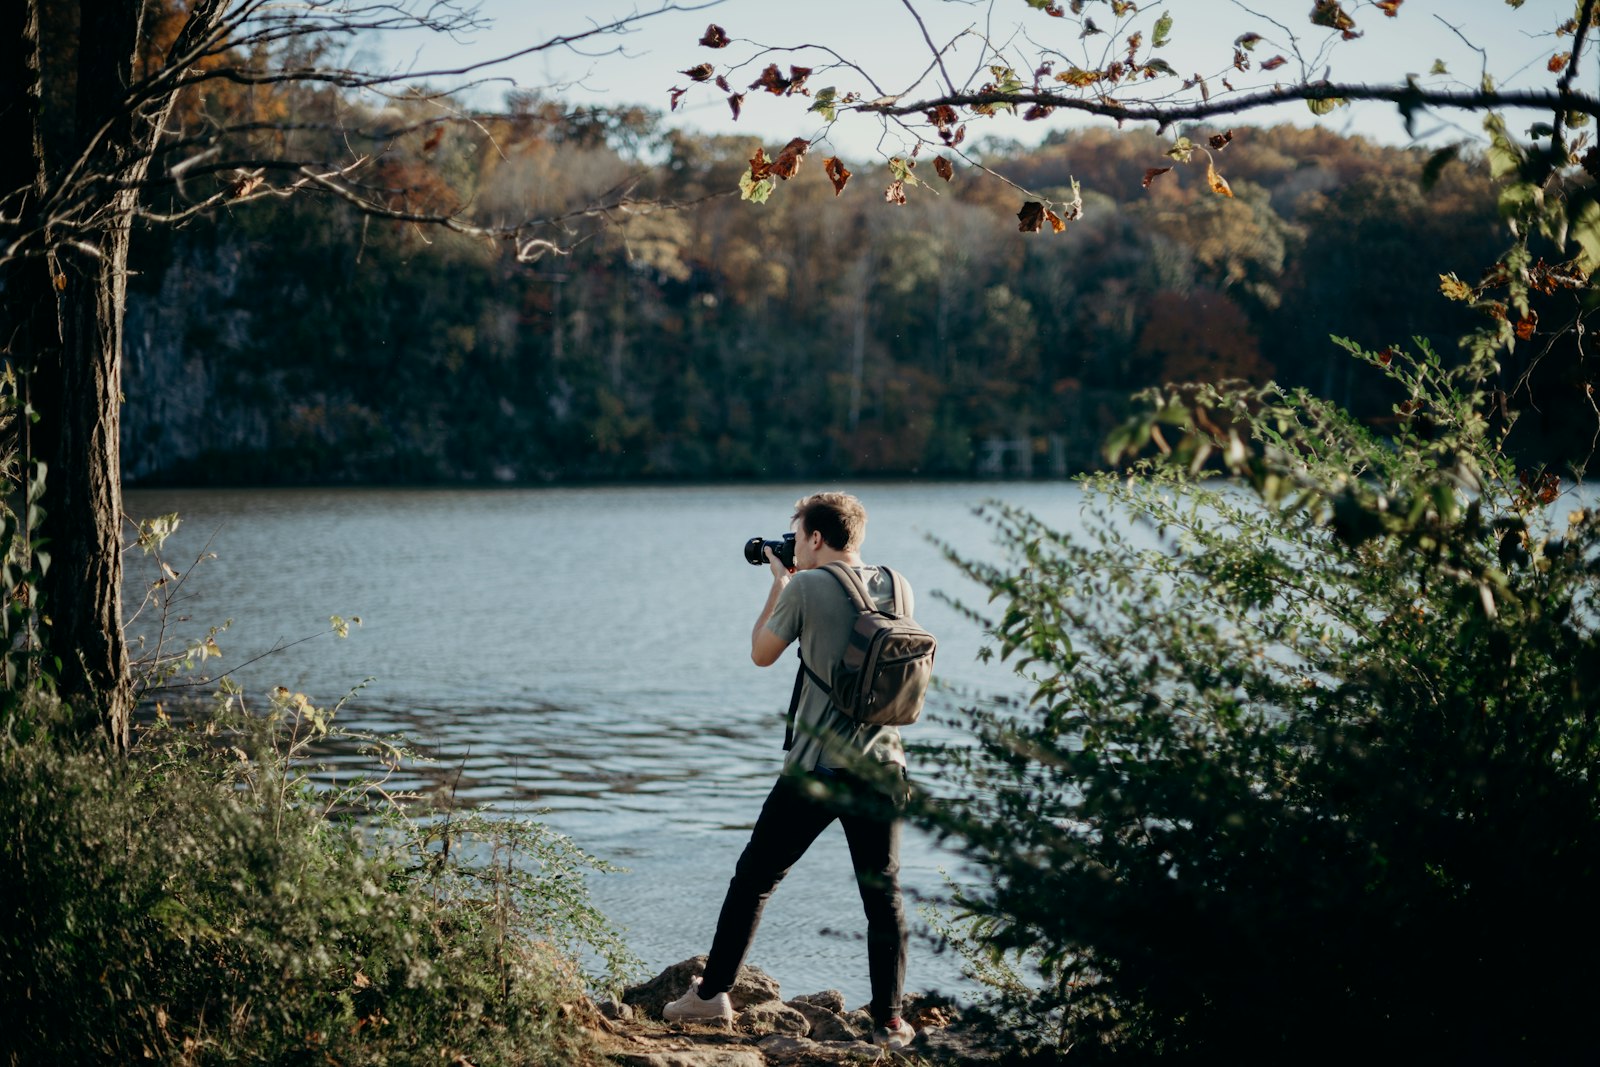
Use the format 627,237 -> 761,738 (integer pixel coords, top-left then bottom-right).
1551,0 -> 1600,157
899,0 -> 958,98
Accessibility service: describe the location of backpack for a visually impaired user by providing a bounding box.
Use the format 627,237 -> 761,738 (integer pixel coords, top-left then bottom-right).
785,562 -> 936,747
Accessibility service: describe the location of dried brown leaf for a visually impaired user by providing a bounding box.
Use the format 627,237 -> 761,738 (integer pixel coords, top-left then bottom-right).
771,137 -> 810,180
699,24 -> 729,48
823,156 -> 852,195
750,64 -> 791,95
934,156 -> 954,182
748,146 -> 773,181
1310,0 -> 1356,32
1206,160 -> 1234,197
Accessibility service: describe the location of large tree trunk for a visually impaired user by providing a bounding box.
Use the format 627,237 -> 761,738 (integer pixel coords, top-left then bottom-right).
0,0 -> 175,747
33,229 -> 135,746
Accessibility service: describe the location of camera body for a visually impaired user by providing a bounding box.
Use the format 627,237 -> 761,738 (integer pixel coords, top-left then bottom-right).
744,532 -> 797,569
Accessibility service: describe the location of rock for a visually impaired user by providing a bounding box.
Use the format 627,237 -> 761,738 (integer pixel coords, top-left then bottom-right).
912,1025 -> 1008,1064
755,1034 -> 819,1055
903,990 -> 962,1031
613,1052 -> 764,1067
784,999 -> 861,1042
736,1000 -> 810,1036
789,989 -> 847,1014
594,995 -> 635,1022
758,1033 -> 897,1066
622,957 -> 784,1019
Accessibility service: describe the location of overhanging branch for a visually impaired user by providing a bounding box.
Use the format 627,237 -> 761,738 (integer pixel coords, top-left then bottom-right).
866,82 -> 1600,130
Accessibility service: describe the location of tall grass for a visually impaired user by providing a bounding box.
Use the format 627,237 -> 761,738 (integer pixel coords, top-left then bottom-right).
0,687 -> 637,1065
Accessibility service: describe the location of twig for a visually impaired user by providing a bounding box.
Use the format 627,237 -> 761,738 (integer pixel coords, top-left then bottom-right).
900,0 -> 959,98
1551,0 -> 1600,158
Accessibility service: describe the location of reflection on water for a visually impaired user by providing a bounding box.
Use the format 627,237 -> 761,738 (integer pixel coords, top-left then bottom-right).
124,482 -> 1085,1005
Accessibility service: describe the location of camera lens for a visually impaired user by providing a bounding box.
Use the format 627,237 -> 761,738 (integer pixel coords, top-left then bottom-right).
744,532 -> 798,567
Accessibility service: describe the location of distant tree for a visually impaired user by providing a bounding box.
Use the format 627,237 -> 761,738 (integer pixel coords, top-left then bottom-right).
0,0 -> 687,746
684,0 -> 1599,364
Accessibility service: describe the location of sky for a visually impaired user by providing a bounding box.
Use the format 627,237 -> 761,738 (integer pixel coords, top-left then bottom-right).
364,0 -> 1576,159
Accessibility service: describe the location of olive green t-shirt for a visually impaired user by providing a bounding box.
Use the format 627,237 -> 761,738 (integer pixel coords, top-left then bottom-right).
764,564 -> 912,774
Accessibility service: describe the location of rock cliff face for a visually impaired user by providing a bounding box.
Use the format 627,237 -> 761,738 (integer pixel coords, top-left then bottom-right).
122,239 -> 265,482
588,957 -> 999,1066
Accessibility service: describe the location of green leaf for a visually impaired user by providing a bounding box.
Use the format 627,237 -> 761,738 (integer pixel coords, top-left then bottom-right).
809,86 -> 838,122
1485,116 -> 1522,180
1570,196 -> 1600,274
1307,96 -> 1346,116
739,172 -> 774,203
991,66 -> 1026,95
1165,136 -> 1195,162
1430,59 -> 1448,74
1153,10 -> 1173,46
1145,58 -> 1177,76
889,157 -> 924,186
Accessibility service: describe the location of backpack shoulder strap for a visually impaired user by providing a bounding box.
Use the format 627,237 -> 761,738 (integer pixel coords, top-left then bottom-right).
878,565 -> 907,615
820,561 -> 875,612
783,657 -> 805,751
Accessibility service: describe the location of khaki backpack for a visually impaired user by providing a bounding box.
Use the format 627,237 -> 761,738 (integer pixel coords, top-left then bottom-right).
784,563 -> 936,748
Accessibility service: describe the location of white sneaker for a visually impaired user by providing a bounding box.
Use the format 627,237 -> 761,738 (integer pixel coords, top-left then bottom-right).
662,976 -> 735,1025
874,1017 -> 916,1050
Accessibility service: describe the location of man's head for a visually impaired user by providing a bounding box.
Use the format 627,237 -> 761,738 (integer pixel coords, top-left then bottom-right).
791,492 -> 867,568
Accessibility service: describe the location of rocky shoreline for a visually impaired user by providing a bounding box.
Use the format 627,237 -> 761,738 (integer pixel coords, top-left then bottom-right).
585,957 -> 1004,1066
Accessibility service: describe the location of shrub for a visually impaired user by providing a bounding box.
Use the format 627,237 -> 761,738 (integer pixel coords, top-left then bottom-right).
920,338 -> 1600,1062
0,688 -> 636,1065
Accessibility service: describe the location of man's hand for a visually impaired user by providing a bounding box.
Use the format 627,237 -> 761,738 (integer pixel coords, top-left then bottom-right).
751,548 -> 793,667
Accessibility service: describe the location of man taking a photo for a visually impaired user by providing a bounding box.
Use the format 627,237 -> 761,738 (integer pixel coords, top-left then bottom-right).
663,492 -> 917,1051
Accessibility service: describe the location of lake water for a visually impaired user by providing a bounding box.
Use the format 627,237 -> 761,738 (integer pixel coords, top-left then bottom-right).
121,482 -> 1088,1007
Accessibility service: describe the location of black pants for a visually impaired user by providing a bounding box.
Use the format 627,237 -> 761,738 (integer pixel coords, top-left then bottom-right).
700,767 -> 907,1025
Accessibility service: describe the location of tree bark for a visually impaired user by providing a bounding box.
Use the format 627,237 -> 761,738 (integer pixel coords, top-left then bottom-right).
0,0 -> 183,746
33,232 -> 134,746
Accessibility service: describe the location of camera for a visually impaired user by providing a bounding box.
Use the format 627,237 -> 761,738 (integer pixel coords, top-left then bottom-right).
744,532 -> 796,569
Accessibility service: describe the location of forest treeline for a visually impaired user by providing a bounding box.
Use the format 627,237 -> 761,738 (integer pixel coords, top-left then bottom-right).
121,90 -> 1589,485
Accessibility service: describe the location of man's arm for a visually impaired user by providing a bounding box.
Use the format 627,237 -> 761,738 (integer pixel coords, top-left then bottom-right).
751,548 -> 793,667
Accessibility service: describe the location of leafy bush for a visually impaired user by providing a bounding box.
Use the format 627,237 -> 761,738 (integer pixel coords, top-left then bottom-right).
0,688 -> 636,1065
920,337 -> 1600,1062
